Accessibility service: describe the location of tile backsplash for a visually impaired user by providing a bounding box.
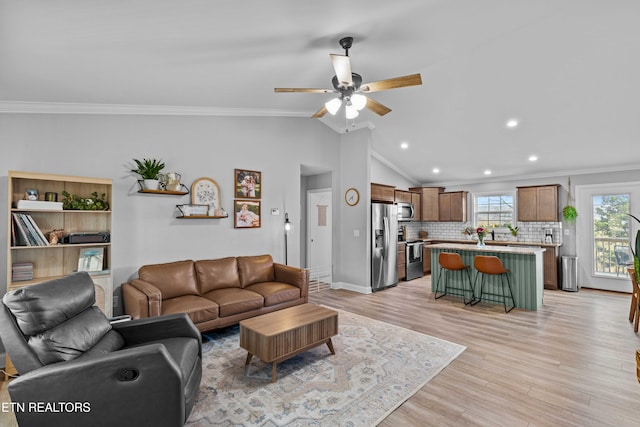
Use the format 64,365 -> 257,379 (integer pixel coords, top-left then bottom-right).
403,221 -> 563,245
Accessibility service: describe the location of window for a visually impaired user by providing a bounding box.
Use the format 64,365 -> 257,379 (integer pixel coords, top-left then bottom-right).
474,193 -> 514,228
592,194 -> 630,277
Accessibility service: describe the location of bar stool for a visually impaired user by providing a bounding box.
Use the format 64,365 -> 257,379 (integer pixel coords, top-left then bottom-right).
628,268 -> 639,333
434,252 -> 475,305
473,255 -> 515,313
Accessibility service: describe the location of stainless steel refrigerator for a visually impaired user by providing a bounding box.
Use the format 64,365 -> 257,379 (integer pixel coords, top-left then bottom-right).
371,203 -> 398,291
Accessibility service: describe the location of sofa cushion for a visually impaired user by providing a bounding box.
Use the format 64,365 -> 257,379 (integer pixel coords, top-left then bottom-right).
203,288 -> 263,317
3,271 -> 95,336
139,260 -> 199,300
28,306 -> 112,365
237,255 -> 275,288
162,295 -> 219,324
195,257 -> 241,294
245,282 -> 301,306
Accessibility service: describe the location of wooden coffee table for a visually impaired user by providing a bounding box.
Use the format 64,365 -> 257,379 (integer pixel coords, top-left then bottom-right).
239,304 -> 338,382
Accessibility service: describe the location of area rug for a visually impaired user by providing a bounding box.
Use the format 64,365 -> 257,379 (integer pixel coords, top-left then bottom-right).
186,308 -> 465,427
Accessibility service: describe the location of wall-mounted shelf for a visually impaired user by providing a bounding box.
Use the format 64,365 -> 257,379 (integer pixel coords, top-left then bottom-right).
176,215 -> 228,219
176,204 -> 228,219
136,180 -> 189,195
138,189 -> 189,195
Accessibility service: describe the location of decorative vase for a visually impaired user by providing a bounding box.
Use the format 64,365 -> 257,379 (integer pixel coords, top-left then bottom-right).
477,237 -> 485,247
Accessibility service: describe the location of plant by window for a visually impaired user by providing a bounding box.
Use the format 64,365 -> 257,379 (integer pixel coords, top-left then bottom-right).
563,205 -> 578,223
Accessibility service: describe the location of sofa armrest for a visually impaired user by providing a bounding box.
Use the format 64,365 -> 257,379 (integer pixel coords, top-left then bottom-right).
274,263 -> 309,301
127,278 -> 163,317
8,344 -> 186,427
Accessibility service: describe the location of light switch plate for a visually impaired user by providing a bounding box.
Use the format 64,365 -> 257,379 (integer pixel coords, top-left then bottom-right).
271,208 -> 280,215
353,229 -> 360,237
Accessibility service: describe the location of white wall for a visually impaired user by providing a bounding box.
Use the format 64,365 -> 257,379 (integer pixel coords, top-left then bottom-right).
0,113 -> 340,313
336,129 -> 371,293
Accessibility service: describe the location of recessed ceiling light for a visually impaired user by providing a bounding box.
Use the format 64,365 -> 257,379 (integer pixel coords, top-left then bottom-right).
400,142 -> 409,149
432,168 -> 440,174
484,169 -> 492,175
506,119 -> 519,128
528,155 -> 538,162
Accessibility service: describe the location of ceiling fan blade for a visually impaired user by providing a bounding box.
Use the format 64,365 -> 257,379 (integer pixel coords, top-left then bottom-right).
360,73 -> 422,93
312,105 -> 328,118
330,54 -> 353,87
274,88 -> 333,93
365,97 -> 392,116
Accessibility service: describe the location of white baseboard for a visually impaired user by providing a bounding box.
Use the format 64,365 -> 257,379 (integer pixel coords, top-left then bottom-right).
331,282 -> 372,294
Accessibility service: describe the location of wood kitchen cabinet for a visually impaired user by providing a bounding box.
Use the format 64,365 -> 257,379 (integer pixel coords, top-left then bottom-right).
397,242 -> 406,280
371,183 -> 395,203
438,191 -> 467,222
517,185 -> 559,222
411,191 -> 421,221
543,245 -> 559,289
423,243 -> 432,274
394,190 -> 412,203
409,187 -> 443,221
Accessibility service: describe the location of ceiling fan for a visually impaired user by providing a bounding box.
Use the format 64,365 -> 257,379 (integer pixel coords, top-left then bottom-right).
274,36 -> 422,119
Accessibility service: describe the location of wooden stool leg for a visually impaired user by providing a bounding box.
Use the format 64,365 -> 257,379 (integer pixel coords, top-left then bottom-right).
635,301 -> 639,333
630,292 -> 638,322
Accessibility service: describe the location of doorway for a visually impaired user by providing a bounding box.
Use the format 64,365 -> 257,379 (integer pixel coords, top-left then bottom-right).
576,182 -> 640,292
307,189 -> 332,292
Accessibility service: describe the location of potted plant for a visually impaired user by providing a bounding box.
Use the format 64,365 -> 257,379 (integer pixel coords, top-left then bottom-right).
563,205 -> 578,223
507,224 -> 519,240
131,158 -> 165,190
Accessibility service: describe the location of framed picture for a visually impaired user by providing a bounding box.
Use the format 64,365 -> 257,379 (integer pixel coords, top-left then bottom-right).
234,200 -> 261,228
77,247 -> 105,272
191,177 -> 220,209
234,169 -> 261,199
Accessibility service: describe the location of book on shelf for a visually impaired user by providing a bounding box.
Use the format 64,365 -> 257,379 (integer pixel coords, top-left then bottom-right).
12,262 -> 34,282
11,213 -> 49,246
15,200 -> 63,210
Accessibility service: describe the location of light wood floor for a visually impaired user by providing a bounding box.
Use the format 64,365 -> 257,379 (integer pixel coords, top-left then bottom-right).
2,276 -> 639,426
309,276 -> 640,426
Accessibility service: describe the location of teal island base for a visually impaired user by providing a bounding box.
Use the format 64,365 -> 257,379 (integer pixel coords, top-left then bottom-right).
430,243 -> 545,310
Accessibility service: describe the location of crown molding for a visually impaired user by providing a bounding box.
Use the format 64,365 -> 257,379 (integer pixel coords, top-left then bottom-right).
0,100 -> 312,117
371,150 -> 419,185
422,164 -> 640,188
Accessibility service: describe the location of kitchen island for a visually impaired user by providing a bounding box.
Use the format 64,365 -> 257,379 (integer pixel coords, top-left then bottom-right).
430,243 -> 546,310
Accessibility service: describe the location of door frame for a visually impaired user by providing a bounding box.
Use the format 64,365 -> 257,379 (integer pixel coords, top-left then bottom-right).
575,182 -> 640,293
306,188 -> 333,286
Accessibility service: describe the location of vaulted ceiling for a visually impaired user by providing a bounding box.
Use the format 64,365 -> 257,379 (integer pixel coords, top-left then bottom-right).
2,1 -> 639,184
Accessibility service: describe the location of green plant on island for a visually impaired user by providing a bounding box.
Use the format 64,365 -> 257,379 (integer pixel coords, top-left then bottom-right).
507,224 -> 519,237
131,158 -> 165,180
61,191 -> 109,210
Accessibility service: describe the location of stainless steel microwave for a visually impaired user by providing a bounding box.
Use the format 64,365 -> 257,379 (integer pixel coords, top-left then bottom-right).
396,202 -> 415,221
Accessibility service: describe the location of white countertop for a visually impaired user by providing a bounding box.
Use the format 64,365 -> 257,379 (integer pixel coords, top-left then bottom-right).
429,243 -> 546,255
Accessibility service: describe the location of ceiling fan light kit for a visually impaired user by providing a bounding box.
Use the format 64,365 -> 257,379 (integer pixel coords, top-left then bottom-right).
275,36 -> 422,121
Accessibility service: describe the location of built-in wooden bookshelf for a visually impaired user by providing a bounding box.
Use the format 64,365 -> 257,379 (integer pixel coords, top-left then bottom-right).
6,171 -> 113,316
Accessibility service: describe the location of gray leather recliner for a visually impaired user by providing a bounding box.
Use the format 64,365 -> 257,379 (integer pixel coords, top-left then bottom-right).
0,271 -> 202,427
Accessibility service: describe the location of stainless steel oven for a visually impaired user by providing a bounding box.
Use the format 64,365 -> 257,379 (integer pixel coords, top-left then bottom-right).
405,240 -> 424,281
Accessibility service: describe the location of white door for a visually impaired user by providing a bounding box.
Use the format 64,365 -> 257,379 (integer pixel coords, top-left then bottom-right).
307,189 -> 332,291
576,182 -> 640,292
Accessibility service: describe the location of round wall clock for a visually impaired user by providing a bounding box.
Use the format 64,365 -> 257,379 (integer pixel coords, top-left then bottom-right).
191,177 -> 220,209
345,188 -> 360,206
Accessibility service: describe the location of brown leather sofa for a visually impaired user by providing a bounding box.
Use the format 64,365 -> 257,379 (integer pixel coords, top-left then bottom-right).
122,254 -> 309,332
